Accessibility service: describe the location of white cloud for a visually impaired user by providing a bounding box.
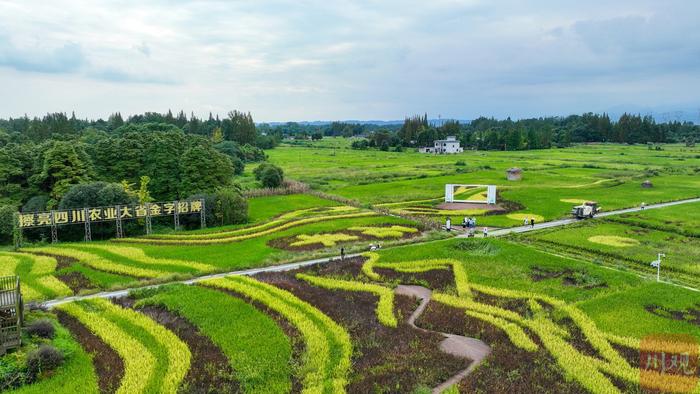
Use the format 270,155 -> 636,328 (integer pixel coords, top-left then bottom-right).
0,0 -> 698,121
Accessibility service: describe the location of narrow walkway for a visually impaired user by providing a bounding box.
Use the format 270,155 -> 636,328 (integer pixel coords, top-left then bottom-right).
457,197 -> 700,238
395,285 -> 490,393
42,253 -> 360,309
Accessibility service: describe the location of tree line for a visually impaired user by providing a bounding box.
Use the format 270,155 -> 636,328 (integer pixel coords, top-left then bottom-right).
0,110 -> 284,242
352,112 -> 698,151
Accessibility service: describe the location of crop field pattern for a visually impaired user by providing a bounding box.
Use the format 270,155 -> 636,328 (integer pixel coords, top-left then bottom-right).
524,201 -> 700,287
13,195 -> 425,297
267,141 -> 700,227
7,143 -> 700,394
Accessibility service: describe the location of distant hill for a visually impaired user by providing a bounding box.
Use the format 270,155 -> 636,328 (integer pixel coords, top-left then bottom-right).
604,105 -> 700,124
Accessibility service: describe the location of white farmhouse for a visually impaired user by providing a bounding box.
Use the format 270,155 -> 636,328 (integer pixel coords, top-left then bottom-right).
419,136 -> 463,154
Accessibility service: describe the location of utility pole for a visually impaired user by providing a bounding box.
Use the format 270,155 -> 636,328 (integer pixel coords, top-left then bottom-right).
650,253 -> 665,282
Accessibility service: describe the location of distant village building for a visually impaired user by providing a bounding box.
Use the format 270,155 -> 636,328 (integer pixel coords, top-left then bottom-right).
506,167 -> 522,181
419,136 -> 463,154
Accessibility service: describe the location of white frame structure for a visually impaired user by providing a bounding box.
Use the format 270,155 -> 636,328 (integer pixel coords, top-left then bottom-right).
445,184 -> 497,205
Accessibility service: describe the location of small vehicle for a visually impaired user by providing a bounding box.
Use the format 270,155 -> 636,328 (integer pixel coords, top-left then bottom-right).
571,201 -> 600,219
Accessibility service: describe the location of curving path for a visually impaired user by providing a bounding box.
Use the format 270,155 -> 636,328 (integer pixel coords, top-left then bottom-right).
395,285 -> 491,393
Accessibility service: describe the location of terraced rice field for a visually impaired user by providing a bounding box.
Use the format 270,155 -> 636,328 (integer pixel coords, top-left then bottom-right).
8,194 -> 426,301
15,235 -> 700,393
265,141 -> 700,228
5,144 -> 700,393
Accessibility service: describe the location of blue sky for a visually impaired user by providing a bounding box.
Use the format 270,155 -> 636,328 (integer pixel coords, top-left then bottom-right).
0,0 -> 699,122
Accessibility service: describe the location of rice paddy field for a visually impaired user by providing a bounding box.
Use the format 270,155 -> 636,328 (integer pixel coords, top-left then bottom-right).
266,140 -> 700,227
3,142 -> 700,394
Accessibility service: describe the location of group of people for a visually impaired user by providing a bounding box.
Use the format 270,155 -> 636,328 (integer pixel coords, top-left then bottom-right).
462,216 -> 477,229
522,217 -> 536,228
444,216 -> 478,231
444,216 -> 488,237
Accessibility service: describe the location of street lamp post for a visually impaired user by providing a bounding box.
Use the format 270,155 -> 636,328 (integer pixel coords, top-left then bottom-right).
650,253 -> 666,282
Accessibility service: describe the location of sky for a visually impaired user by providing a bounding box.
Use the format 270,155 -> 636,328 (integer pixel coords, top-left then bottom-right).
0,0 -> 699,122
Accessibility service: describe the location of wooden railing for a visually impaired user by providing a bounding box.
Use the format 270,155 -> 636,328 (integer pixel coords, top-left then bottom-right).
0,276 -> 22,354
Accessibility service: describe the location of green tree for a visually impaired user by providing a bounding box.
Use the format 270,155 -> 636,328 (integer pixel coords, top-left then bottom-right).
260,166 -> 283,188
137,176 -> 154,204
214,187 -> 248,225
58,182 -> 136,210
223,110 -> 257,145
180,145 -> 234,196
212,127 -> 224,144
0,205 -> 16,244
0,143 -> 36,204
34,141 -> 93,208
253,163 -> 283,182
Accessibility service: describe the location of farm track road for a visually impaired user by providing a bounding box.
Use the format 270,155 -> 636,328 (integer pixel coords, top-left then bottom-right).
40,196 -> 700,308
457,197 -> 700,238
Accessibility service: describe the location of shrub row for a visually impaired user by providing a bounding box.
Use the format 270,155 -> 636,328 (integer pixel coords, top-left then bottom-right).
242,180 -> 310,198
202,276 -> 352,393
58,298 -> 190,393
296,273 -> 397,327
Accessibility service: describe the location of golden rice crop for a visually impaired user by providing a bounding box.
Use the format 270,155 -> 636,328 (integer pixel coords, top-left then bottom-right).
587,235 -> 640,247
118,212 -> 378,245
290,233 -> 359,247
347,225 -> 418,238
28,247 -> 165,278
202,276 -> 352,393
297,273 -> 397,327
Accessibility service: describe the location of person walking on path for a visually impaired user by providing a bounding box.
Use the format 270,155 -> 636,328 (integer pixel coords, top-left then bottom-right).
446,217 -> 452,232
483,227 -> 488,237
523,217 -> 529,226
340,247 -> 345,261
530,218 -> 535,228
462,217 -> 468,230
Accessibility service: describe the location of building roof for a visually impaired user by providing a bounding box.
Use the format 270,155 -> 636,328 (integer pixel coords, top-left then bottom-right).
434,136 -> 459,143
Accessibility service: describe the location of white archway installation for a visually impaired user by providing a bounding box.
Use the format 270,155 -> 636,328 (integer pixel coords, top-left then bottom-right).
445,184 -> 497,205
